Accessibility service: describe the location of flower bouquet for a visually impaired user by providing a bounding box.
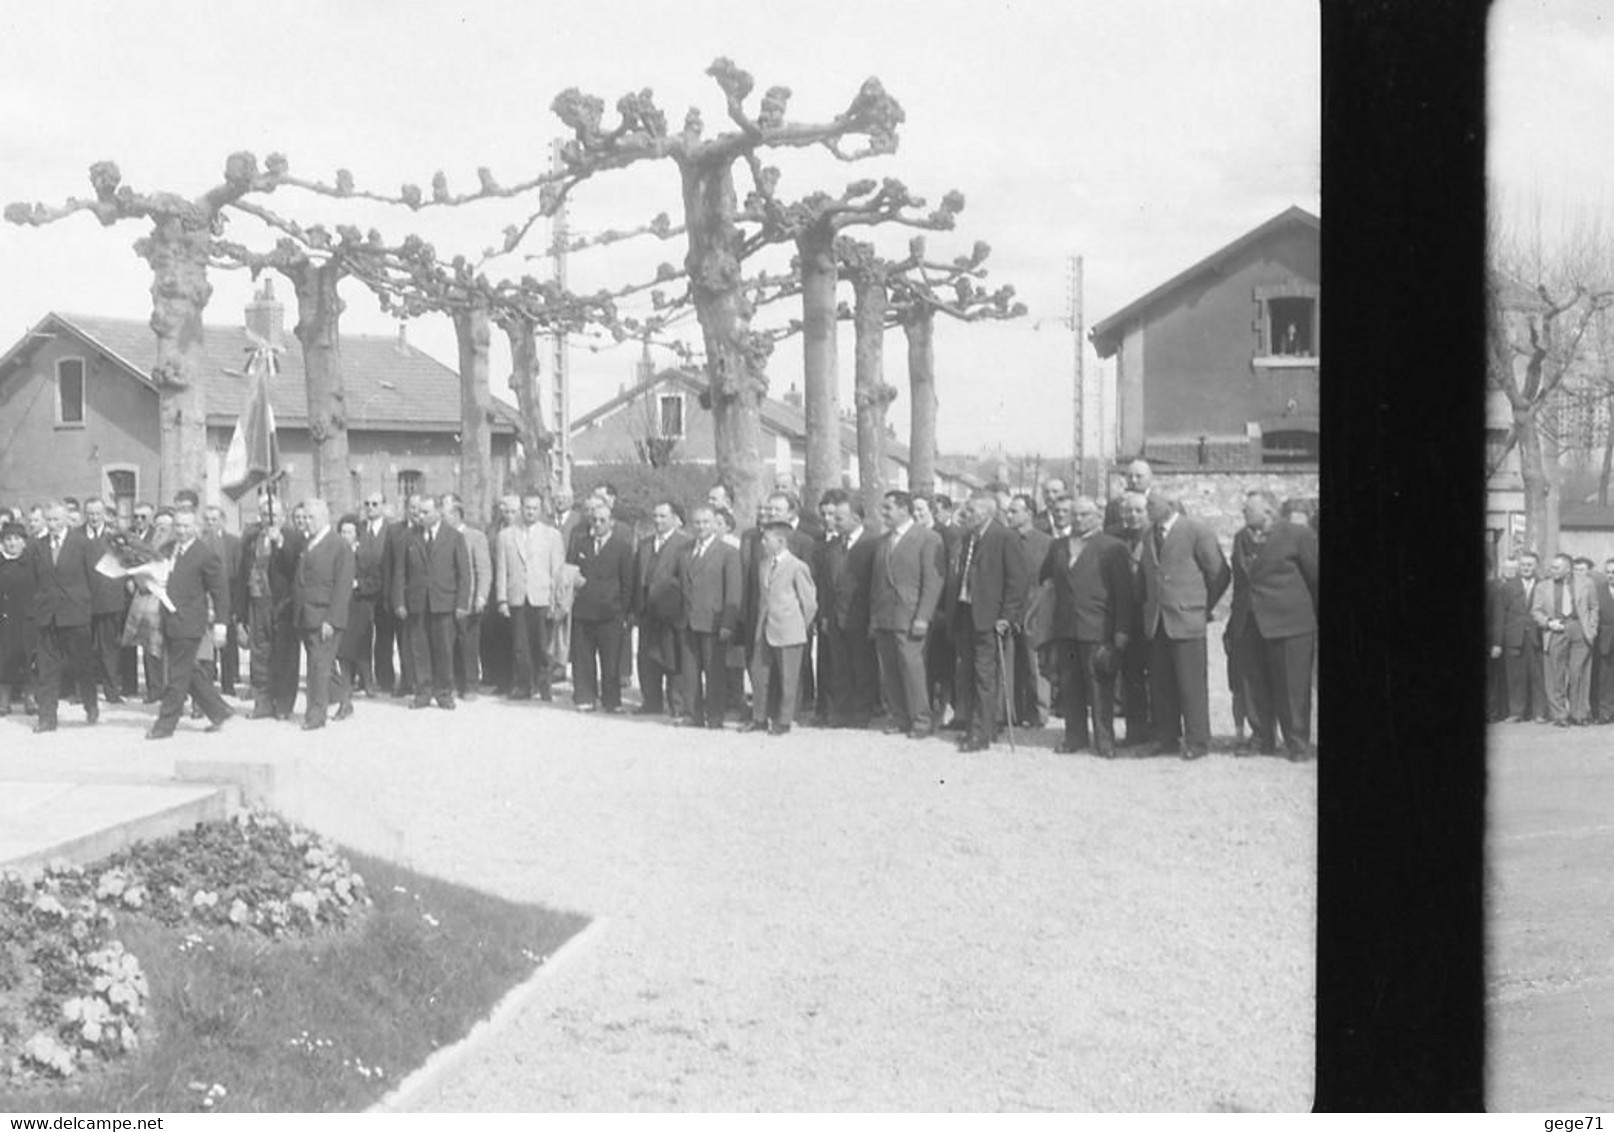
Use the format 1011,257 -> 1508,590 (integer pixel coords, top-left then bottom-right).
96,532 -> 174,612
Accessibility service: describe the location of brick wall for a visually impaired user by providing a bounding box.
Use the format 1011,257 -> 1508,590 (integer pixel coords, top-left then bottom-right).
1106,468 -> 1320,545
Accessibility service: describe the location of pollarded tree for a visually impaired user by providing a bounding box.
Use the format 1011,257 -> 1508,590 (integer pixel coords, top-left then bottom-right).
837,238 -> 900,520
541,59 -> 905,527
7,155 -> 285,497
888,237 -> 1026,495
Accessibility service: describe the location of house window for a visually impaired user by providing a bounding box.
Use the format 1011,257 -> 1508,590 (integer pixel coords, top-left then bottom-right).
659,393 -> 685,439
1268,298 -> 1315,357
56,358 -> 86,426
1253,284 -> 1319,366
1262,429 -> 1319,465
397,469 -> 423,499
104,466 -> 138,523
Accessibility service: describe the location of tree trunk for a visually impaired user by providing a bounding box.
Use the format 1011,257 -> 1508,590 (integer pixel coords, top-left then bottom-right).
852,271 -> 896,520
903,307 -> 937,497
1517,408 -> 1557,559
288,258 -> 352,514
682,156 -> 767,530
798,224 -> 841,513
453,302 -> 494,524
136,214 -> 213,501
503,315 -> 551,499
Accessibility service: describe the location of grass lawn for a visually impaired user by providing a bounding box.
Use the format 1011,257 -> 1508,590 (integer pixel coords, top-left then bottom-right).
0,845 -> 588,1113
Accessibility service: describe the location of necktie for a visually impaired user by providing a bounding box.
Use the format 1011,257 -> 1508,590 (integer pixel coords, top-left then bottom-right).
51,536 -> 60,564
959,533 -> 977,603
1560,579 -> 1570,618
595,535 -> 604,556
1153,526 -> 1166,560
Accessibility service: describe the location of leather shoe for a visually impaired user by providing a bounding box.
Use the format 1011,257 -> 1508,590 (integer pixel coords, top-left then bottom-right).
103,692 -> 124,705
409,699 -> 431,710
301,719 -> 326,731
32,721 -> 57,734
333,704 -> 354,722
205,710 -> 234,733
672,716 -> 702,727
1053,743 -> 1085,755
145,727 -> 172,741
1150,742 -> 1182,757
906,729 -> 933,740
1182,746 -> 1208,760
739,720 -> 769,733
436,699 -> 456,711
1096,745 -> 1118,759
881,724 -> 908,736
958,737 -> 990,752
768,723 -> 792,736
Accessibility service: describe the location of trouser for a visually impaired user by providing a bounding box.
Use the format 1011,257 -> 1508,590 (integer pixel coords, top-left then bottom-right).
509,604 -> 553,698
1504,638 -> 1547,719
552,611 -> 572,677
453,610 -> 482,694
572,616 -> 624,709
409,611 -> 457,704
1244,628 -> 1315,752
1595,649 -> 1614,721
247,597 -> 300,714
681,630 -> 728,725
1149,630 -> 1211,753
1225,627 -> 1250,730
88,611 -> 124,695
635,624 -> 681,714
1117,635 -> 1151,743
823,621 -> 878,726
1012,628 -> 1050,726
874,628 -> 932,733
217,621 -> 239,695
119,645 -> 140,697
373,604 -> 401,692
482,606 -> 512,693
926,622 -> 956,715
750,642 -> 804,725
953,619 -> 1007,746
152,635 -> 230,735
35,623 -> 96,726
302,628 -> 346,724
344,597 -> 377,692
1543,624 -> 1592,723
1058,639 -> 1117,753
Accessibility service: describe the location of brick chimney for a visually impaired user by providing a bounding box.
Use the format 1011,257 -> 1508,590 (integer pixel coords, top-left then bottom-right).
244,278 -> 284,347
783,382 -> 803,409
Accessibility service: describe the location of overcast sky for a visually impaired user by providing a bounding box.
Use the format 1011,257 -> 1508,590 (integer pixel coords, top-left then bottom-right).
0,0 -> 1318,458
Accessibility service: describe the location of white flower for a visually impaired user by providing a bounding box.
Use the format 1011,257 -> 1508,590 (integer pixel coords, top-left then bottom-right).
32,893 -> 66,917
228,898 -> 250,925
192,889 -> 219,909
122,885 -> 147,909
22,1032 -> 77,1077
289,890 -> 320,918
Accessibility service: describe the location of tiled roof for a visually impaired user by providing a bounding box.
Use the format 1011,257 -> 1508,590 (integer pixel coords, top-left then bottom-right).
17,312 -> 516,434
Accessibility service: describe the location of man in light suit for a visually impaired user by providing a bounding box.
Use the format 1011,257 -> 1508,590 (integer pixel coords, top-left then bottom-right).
445,497 -> 492,700
1228,489 -> 1318,759
495,491 -> 566,701
1533,552 -> 1599,726
395,495 -> 471,710
817,490 -> 880,729
147,509 -> 233,740
743,520 -> 818,735
28,502 -> 100,732
943,491 -> 1028,752
293,499 -> 356,730
568,495 -> 635,712
550,487 -> 583,684
870,490 -> 945,739
1494,550 -> 1547,722
1140,486 -> 1231,760
631,500 -> 690,716
676,503 -> 743,729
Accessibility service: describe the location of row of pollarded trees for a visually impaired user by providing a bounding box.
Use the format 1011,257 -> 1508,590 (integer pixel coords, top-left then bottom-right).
7,60 -> 1023,527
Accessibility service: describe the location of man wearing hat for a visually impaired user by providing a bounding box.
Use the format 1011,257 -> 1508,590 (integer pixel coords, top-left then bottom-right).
1039,495 -> 1133,756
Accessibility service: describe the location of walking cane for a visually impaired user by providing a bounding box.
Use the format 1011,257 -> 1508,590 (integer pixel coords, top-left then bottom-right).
995,625 -> 1016,752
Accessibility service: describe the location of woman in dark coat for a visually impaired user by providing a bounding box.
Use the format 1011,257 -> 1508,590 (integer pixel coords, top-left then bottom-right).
0,521 -> 37,714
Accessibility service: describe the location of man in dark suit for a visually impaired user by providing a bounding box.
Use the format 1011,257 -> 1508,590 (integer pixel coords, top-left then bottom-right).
395,494 -> 471,710
943,491 -> 1028,752
631,500 -> 690,716
200,504 -> 243,697
1104,490 -> 1152,744
1495,550 -> 1547,722
28,502 -> 100,732
817,490 -> 880,729
361,493 -> 400,693
1593,557 -> 1614,723
293,499 -> 356,730
676,503 -> 743,729
568,495 -> 635,712
380,494 -> 423,698
1140,486 -> 1232,760
1228,489 -> 1318,759
870,490 -> 945,739
1005,493 -> 1054,728
79,497 -> 129,704
147,509 -> 233,739
237,489 -> 305,720
349,495 -> 388,697
1041,495 -> 1133,757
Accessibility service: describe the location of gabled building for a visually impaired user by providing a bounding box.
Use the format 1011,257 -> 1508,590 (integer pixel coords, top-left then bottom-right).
1090,206 -> 1320,469
569,365 -> 974,501
0,282 -> 519,521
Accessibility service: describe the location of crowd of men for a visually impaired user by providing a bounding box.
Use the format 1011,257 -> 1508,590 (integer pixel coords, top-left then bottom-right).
1487,549 -> 1614,727
0,458 -> 1318,758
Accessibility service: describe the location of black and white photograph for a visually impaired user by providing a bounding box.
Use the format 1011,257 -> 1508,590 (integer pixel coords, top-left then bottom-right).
0,0 -> 1323,1113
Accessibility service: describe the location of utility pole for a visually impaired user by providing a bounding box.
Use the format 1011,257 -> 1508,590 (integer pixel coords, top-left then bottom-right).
1068,255 -> 1086,496
550,139 -> 572,492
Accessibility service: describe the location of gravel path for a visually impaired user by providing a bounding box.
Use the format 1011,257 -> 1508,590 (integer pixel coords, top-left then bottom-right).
249,687 -> 1316,1112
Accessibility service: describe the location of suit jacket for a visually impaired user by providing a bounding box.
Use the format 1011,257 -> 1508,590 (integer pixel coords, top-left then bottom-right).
237,522 -> 306,618
869,522 -> 944,633
817,524 -> 878,634
1015,525 -> 1055,646
1040,530 -> 1133,644
944,519 -> 1028,632
162,538 -> 230,641
1531,574 -> 1599,643
632,527 -> 691,627
397,523 -> 472,616
679,535 -> 743,636
1140,515 -> 1232,640
741,523 -> 817,642
354,519 -> 387,600
569,525 -> 635,622
496,521 -> 566,608
1496,575 -> 1542,651
458,524 -> 493,612
378,519 -> 412,609
753,549 -> 818,648
1227,522 -> 1318,640
1595,576 -> 1614,658
295,529 -> 356,632
29,528 -> 97,629
79,524 -> 128,615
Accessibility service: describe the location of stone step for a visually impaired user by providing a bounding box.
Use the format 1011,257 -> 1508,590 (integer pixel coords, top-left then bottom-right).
0,781 -> 231,872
